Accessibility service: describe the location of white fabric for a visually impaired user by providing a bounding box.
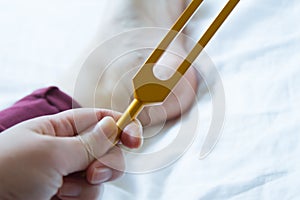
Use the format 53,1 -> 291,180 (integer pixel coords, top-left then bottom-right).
0,0 -> 300,199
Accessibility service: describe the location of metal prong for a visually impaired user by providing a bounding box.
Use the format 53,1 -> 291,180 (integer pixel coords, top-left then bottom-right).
116,0 -> 240,137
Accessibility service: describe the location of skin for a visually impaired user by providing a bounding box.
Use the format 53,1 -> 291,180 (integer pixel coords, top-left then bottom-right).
0,108 -> 142,200
58,0 -> 198,127
0,1 -> 199,199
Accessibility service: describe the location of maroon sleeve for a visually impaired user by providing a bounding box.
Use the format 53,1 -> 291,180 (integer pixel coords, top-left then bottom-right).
0,86 -> 81,133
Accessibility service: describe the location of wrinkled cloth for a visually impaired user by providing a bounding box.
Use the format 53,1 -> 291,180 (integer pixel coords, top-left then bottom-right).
102,0 -> 300,199
0,87 -> 80,132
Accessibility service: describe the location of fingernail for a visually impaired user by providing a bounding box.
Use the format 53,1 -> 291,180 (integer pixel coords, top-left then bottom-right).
122,124 -> 143,149
96,117 -> 117,137
59,182 -> 82,197
91,168 -> 113,184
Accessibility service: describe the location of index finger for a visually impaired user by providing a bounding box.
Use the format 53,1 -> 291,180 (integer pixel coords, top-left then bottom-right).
28,108 -> 119,136
58,108 -> 143,149
28,108 -> 143,148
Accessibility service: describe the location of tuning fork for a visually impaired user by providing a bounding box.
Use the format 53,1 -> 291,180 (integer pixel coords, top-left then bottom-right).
116,0 -> 239,137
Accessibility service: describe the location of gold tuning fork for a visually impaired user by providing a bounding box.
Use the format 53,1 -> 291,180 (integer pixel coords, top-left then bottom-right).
116,0 -> 239,136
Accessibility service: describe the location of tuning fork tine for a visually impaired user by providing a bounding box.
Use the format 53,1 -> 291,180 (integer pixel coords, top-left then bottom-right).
144,0 -> 204,65
116,0 -> 240,137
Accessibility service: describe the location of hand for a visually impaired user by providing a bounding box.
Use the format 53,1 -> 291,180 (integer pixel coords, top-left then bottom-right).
0,108 -> 142,200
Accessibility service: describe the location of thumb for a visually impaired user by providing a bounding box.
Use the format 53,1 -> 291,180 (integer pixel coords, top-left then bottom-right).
55,116 -> 118,174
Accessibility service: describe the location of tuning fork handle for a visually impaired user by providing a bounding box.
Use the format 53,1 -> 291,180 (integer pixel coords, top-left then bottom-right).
116,98 -> 144,138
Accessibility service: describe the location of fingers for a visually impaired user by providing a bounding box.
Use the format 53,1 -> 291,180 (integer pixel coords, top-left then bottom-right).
86,147 -> 124,185
79,117 -> 118,162
26,108 -> 143,175
52,112 -> 143,174
54,116 -> 118,173
29,108 -> 121,137
120,119 -> 143,149
57,173 -> 103,200
29,107 -> 143,149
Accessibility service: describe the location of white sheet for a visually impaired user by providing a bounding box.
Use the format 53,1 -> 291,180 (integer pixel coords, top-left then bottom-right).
1,0 -> 300,199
